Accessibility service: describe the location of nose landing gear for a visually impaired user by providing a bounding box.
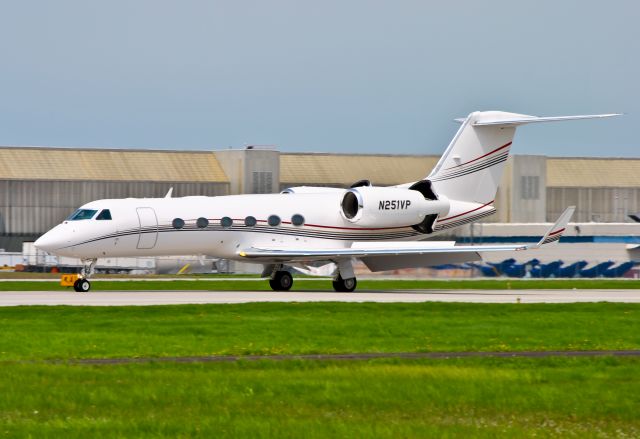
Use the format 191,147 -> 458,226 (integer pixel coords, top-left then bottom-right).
263,259 -> 358,293
73,278 -> 91,292
74,258 -> 97,292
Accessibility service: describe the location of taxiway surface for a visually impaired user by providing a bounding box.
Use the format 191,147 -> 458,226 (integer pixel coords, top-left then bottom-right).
0,289 -> 638,306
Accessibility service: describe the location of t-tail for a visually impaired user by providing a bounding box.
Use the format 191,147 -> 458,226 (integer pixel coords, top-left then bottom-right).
427,111 -> 619,232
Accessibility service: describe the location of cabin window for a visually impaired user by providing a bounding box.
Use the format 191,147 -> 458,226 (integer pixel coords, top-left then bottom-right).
96,209 -> 112,220
244,216 -> 257,227
172,218 -> 185,229
220,217 -> 233,228
67,209 -> 98,221
196,217 -> 209,228
291,214 -> 305,226
267,215 -> 281,226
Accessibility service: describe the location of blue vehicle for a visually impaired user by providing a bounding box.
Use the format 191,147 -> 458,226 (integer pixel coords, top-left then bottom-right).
503,258 -> 540,278
579,261 -> 615,278
558,261 -> 588,278
530,260 -> 563,278
602,261 -> 636,278
486,258 -> 516,276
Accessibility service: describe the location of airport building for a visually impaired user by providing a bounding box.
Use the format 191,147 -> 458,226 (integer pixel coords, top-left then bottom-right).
0,146 -> 639,258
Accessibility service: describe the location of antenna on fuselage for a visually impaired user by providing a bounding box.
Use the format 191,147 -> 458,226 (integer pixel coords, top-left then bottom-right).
164,187 -> 174,198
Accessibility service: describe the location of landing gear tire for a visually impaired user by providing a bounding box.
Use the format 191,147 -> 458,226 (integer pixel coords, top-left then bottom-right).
332,275 -> 357,292
73,278 -> 91,293
269,271 -> 293,291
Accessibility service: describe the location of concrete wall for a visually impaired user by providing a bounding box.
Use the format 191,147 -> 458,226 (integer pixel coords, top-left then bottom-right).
510,155 -> 546,222
547,187 -> 640,222
215,149 -> 279,195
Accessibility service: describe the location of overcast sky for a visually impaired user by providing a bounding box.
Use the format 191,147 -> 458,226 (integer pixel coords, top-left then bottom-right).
0,1 -> 637,156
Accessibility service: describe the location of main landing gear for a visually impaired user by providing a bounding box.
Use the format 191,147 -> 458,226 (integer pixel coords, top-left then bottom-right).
332,259 -> 357,292
74,258 -> 97,292
332,274 -> 357,292
264,260 -> 358,292
268,265 -> 293,291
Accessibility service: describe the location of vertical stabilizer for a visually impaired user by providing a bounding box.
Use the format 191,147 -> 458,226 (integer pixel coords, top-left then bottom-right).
428,111 -> 519,204
428,111 -> 619,205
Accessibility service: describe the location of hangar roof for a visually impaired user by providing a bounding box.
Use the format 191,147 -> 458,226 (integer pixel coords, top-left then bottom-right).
547,157 -> 640,187
0,147 -> 228,182
280,153 -> 439,186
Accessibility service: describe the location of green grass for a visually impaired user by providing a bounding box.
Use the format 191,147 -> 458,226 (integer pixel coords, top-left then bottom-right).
1,357 -> 639,438
2,302 -> 640,437
0,277 -> 639,291
1,302 -> 639,361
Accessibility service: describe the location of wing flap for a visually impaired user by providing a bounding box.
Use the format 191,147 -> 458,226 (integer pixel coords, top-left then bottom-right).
238,207 -> 575,263
238,241 -> 528,261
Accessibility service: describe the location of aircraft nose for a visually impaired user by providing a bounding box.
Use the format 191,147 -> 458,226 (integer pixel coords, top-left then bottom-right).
34,231 -> 63,253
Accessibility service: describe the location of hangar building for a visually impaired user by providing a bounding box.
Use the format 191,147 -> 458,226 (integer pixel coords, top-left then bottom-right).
1,145 -> 639,251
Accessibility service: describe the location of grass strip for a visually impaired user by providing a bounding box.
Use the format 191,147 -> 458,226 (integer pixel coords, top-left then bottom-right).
1,302 -> 639,361
0,357 -> 638,438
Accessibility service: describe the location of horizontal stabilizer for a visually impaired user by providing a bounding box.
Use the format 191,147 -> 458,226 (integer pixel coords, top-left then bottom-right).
454,113 -> 620,126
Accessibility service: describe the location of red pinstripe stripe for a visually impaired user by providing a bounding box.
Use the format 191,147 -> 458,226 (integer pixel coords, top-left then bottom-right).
186,218 -> 410,231
444,142 -> 512,170
438,200 -> 494,222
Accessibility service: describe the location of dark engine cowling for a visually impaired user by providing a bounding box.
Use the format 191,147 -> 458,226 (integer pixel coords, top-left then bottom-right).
340,185 -> 449,228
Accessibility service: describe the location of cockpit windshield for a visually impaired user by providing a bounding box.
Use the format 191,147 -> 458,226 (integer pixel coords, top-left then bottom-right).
66,209 -> 98,221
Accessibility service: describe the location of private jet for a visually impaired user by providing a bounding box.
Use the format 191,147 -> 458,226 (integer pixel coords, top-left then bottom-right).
34,110 -> 618,292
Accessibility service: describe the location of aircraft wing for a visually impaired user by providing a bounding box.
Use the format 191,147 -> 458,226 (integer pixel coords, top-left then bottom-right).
238,207 -> 575,264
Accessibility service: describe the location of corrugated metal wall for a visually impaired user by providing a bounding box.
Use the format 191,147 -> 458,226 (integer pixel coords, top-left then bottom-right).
0,180 -> 229,235
547,187 -> 640,223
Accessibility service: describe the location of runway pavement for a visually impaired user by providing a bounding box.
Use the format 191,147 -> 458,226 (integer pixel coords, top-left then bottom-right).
0,289 -> 639,306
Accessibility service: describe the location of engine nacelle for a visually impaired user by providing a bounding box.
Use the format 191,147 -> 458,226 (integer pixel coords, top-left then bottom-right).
340,186 -> 450,227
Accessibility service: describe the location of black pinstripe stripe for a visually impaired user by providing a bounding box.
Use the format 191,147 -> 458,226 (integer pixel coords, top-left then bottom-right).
68,223 -> 420,240
430,152 -> 509,182
65,226 -> 424,248
542,235 -> 561,245
129,224 -> 421,240
431,151 -> 509,181
436,212 -> 495,230
64,206 -> 499,249
435,209 -> 495,228
434,209 -> 496,231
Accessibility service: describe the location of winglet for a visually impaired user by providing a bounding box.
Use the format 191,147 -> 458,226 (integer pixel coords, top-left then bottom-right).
164,187 -> 174,198
530,206 -> 575,249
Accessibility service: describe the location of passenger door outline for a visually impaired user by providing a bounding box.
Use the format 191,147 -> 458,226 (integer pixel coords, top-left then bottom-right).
136,207 -> 158,249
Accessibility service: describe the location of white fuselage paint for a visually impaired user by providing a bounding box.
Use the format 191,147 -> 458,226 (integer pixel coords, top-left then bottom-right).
36,191 -> 473,261
36,111 -> 607,265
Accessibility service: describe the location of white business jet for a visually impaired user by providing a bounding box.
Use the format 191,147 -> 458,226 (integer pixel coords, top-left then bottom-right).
35,111 -> 617,292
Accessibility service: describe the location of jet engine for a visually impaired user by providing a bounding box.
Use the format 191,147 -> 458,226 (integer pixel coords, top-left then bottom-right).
339,185 -> 450,229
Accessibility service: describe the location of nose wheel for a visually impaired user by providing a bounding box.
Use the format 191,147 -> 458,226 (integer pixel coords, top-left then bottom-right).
73,278 -> 91,292
73,258 -> 97,292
